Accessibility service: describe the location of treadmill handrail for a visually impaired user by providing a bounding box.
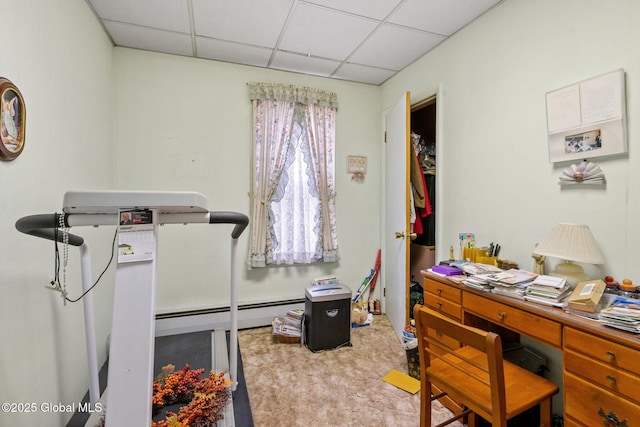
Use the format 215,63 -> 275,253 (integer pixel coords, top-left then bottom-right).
208,211 -> 249,239
15,214 -> 84,246
16,211 -> 249,243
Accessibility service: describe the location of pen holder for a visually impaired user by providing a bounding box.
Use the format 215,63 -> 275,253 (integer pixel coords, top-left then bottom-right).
476,256 -> 498,266
463,248 -> 489,262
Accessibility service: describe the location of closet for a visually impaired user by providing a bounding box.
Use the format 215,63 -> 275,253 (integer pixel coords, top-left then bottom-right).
408,98 -> 437,318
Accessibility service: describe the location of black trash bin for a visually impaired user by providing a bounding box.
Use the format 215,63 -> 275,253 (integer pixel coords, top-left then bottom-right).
304,284 -> 352,352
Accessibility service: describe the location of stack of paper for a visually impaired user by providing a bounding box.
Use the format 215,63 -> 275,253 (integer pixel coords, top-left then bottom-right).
272,308 -> 305,338
458,262 -> 503,276
462,275 -> 494,292
478,269 -> 538,299
492,282 -> 530,300
492,269 -> 538,286
599,297 -> 640,333
524,275 -> 571,307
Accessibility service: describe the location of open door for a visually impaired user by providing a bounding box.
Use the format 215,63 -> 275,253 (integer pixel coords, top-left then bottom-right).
383,92 -> 411,340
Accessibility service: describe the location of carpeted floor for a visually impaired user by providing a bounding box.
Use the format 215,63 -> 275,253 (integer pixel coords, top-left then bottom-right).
237,314 -> 462,427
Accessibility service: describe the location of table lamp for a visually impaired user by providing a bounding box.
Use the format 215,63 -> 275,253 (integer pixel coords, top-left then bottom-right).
532,223 -> 605,287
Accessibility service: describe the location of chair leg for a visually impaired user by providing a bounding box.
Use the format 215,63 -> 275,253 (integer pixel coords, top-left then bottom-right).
539,397 -> 552,427
420,384 -> 431,427
467,412 -> 478,427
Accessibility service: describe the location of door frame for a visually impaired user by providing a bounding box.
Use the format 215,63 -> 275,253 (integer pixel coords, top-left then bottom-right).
380,84 -> 444,338
410,83 -> 444,263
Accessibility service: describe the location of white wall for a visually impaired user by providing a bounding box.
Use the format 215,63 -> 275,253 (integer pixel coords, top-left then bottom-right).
381,0 -> 640,414
382,0 -> 640,284
5,0 -> 639,424
112,48 -> 382,314
0,1 -> 114,426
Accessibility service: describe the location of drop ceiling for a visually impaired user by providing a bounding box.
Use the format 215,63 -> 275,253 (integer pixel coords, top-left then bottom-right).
86,0 -> 502,86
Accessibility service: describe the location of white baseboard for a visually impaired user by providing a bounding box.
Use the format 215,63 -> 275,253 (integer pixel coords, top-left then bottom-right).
154,299 -> 305,337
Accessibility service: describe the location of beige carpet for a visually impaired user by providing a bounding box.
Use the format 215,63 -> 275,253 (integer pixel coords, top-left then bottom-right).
237,314 -> 463,427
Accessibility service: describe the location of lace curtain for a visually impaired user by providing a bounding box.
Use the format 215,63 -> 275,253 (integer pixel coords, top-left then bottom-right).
248,83 -> 338,267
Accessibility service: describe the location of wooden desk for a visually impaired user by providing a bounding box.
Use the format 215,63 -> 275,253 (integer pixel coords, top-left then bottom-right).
421,271 -> 640,426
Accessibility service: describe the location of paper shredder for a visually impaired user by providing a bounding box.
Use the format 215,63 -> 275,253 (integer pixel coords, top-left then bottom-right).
304,284 -> 352,352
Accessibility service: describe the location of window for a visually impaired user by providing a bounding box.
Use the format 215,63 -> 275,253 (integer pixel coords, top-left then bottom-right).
247,83 -> 339,267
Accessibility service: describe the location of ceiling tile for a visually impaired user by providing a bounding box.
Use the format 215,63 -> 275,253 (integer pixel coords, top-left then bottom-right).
332,63 -> 397,85
196,37 -> 273,67
279,3 -> 378,60
303,0 -> 402,20
388,0 -> 501,36
85,0 -> 504,85
270,51 -> 341,77
104,21 -> 194,57
349,23 -> 445,70
88,0 -> 190,33
192,0 -> 293,47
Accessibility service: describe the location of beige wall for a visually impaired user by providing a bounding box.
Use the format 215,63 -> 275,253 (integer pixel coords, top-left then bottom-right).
0,1 -> 114,426
4,0 -> 640,424
382,0 -> 640,281
112,48 -> 382,313
381,0 -> 640,413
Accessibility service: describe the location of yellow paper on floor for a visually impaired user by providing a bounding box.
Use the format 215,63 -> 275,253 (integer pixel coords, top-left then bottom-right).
382,369 -> 421,394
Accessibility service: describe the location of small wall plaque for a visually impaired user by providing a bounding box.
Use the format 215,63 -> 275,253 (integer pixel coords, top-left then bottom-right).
0,77 -> 26,161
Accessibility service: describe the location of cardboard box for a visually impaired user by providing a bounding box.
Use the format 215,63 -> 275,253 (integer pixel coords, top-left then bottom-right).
410,244 -> 435,281
568,280 -> 606,312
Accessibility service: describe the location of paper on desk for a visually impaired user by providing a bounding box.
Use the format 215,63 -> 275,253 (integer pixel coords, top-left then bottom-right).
382,369 -> 421,394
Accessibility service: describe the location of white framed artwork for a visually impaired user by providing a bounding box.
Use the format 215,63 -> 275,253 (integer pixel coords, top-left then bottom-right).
545,69 -> 626,163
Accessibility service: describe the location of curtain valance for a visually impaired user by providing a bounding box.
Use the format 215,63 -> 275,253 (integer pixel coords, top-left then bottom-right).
248,82 -> 338,110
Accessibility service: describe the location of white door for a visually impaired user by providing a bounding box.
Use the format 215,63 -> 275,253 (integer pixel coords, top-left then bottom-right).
383,92 -> 411,340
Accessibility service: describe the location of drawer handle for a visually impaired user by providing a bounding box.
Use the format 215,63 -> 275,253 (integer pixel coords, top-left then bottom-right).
437,288 -> 442,295
437,302 -> 442,308
598,408 -> 629,427
606,351 -> 616,361
497,312 -> 506,320
606,375 -> 617,385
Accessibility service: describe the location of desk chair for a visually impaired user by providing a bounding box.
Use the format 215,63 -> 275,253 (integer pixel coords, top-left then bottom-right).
414,304 -> 559,427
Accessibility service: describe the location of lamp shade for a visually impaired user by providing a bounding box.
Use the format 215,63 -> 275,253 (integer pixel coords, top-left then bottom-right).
533,223 -> 605,264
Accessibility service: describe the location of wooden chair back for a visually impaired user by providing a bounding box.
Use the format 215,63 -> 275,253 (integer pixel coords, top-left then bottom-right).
414,303 -> 557,427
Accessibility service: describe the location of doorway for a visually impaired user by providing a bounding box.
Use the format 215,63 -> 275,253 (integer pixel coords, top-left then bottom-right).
383,92 -> 438,340
408,97 -> 437,319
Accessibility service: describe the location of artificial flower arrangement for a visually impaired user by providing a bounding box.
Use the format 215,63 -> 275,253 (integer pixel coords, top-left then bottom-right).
151,364 -> 232,427
94,364 -> 232,427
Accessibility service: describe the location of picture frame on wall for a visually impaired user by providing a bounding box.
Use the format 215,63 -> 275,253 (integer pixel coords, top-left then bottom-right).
0,77 -> 26,161
545,69 -> 626,163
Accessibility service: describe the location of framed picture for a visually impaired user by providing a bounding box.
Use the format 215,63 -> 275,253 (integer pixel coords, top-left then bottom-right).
545,69 -> 626,163
0,77 -> 26,161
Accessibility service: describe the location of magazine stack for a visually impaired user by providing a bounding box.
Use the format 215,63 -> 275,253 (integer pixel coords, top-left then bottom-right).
272,308 -> 305,343
524,275 -> 571,307
599,297 -> 640,333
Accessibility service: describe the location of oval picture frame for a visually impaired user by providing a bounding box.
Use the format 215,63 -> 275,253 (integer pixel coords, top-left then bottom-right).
0,77 -> 26,161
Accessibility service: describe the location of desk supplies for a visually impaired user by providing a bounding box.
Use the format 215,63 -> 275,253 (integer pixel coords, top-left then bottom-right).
599,297 -> 640,333
459,233 -> 475,260
524,275 -> 571,306
567,280 -> 606,312
432,265 -> 463,276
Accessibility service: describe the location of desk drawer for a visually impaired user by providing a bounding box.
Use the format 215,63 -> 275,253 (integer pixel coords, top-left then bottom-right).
423,279 -> 461,304
424,292 -> 462,321
563,416 -> 581,427
565,327 -> 640,377
565,348 -> 640,401
463,293 -> 561,347
565,371 -> 640,426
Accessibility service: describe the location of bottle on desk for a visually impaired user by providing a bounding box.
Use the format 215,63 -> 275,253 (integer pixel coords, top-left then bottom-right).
618,279 -> 637,298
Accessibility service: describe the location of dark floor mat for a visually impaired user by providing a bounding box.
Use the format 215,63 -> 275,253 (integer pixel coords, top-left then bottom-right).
67,330 -> 253,427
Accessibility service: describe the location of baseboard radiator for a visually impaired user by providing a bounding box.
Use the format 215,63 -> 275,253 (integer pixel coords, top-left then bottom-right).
154,299 -> 305,337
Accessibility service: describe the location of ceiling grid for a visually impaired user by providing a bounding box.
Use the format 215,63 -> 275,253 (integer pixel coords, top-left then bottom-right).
86,0 -> 502,85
